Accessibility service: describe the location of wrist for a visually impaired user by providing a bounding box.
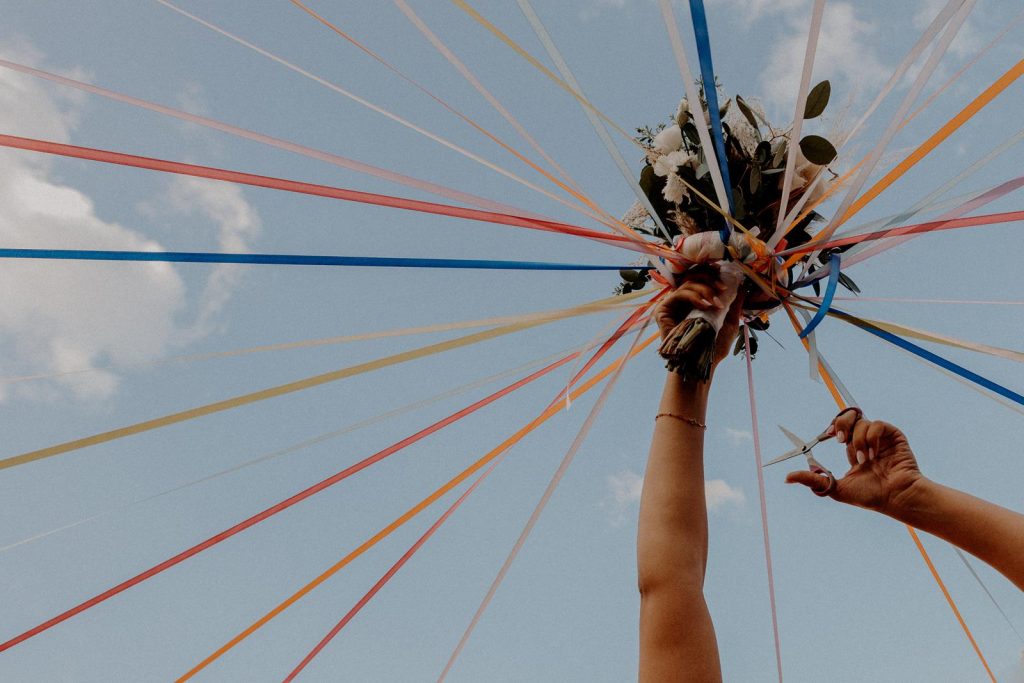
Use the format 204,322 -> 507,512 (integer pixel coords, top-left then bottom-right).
661,371 -> 711,418
882,475 -> 936,525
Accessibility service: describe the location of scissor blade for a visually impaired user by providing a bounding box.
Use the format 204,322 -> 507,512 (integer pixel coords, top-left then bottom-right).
764,448 -> 805,467
778,425 -> 806,449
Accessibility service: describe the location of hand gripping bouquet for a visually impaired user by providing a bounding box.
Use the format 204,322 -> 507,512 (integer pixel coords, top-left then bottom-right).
617,80 -> 854,381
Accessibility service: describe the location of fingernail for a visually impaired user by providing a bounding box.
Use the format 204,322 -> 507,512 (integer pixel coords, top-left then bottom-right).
826,424 -> 836,436
713,296 -> 723,307
868,447 -> 875,460
700,298 -> 712,307
856,450 -> 866,464
836,430 -> 845,443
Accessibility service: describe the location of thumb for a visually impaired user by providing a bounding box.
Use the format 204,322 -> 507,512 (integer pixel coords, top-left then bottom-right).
785,470 -> 833,496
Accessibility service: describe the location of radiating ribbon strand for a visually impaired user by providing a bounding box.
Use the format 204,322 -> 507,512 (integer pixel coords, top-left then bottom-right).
0,345 -> 582,556
0,134 -> 677,259
782,309 -> 997,680
0,248 -> 646,272
155,0 -> 621,226
779,208 -> 1024,257
291,0 -> 626,236
0,316 -> 652,655
0,57 -> 550,222
0,293 -> 646,387
0,293 -> 637,472
657,0 -> 731,218
687,0 -> 734,226
742,325 -> 784,683
391,0 -> 588,204
515,0 -> 674,248
176,335 -> 659,680
801,0 -> 977,270
439,316 -> 651,681
448,0 -> 640,148
953,548 -> 1024,644
770,0 -> 825,245
801,52 -> 1023,263
826,306 -> 1024,407
283,458 -> 499,682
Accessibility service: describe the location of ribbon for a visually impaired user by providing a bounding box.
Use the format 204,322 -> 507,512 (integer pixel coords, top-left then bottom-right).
743,326 -> 784,683
797,253 -> 840,338
781,208 -> 1024,257
0,58 -> 552,224
657,0 -> 731,220
439,317 -> 651,681
514,0 -> 677,274
0,248 -> 648,272
176,335 -> 659,680
687,0 -> 734,241
770,0 -> 826,245
829,307 -> 1024,407
290,0 -> 630,235
803,0 -> 977,270
0,331 -> 627,656
0,134 -> 678,259
0,346 -> 581,556
776,0 -> 968,242
0,293 -> 647,387
391,0 -> 588,202
155,1 -> 614,225
284,460 -> 498,682
448,0 -> 640,148
0,294 -> 640,472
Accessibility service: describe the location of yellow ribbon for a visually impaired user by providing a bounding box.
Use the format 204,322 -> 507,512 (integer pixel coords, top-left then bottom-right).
0,293 -> 651,471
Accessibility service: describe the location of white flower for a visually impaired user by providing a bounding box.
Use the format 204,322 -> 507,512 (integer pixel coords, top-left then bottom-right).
675,98 -> 689,124
652,124 -> 683,154
653,149 -> 689,177
662,172 -> 689,204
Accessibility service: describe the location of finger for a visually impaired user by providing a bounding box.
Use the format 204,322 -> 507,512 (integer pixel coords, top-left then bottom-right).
785,470 -> 833,496
850,418 -> 871,465
864,420 -> 888,460
832,407 -> 863,446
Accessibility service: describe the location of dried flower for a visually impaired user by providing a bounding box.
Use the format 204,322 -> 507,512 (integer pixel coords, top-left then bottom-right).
652,124 -> 683,154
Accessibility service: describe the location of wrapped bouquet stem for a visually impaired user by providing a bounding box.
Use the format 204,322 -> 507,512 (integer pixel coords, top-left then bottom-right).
659,261 -> 745,381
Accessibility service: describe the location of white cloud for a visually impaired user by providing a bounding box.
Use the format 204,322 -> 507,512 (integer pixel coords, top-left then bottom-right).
724,427 -> 752,446
604,469 -> 744,525
0,43 -> 259,401
759,2 -> 889,118
704,479 -> 745,511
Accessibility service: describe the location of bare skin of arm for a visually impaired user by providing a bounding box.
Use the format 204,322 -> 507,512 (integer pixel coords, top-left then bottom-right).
786,410 -> 1024,591
637,271 -> 744,683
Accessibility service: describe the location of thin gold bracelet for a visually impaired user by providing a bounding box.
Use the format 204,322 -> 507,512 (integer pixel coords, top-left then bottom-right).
655,412 -> 706,429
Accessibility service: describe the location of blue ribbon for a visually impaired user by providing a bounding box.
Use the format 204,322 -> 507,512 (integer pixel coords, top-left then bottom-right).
687,0 -> 734,243
832,306 -> 1024,407
0,248 -> 650,272
798,253 -> 840,339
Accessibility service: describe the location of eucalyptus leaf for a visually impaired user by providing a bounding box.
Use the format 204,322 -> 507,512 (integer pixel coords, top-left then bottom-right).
736,95 -> 760,130
799,135 -> 837,165
803,80 -> 831,119
749,164 -> 761,194
838,272 -> 861,294
619,268 -> 640,283
754,140 -> 771,165
682,122 -> 700,146
733,187 -> 747,220
772,140 -> 788,168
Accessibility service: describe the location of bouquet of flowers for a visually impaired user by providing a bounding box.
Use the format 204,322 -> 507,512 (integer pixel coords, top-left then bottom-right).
617,79 -> 854,381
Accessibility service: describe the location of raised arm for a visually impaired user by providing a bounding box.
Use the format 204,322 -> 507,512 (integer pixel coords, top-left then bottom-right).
637,273 -> 744,683
786,410 -> 1024,590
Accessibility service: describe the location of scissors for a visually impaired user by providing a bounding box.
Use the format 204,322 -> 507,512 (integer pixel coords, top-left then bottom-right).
765,425 -> 836,496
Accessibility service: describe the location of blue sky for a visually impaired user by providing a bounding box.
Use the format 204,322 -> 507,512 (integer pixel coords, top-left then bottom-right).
0,0 -> 1022,681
